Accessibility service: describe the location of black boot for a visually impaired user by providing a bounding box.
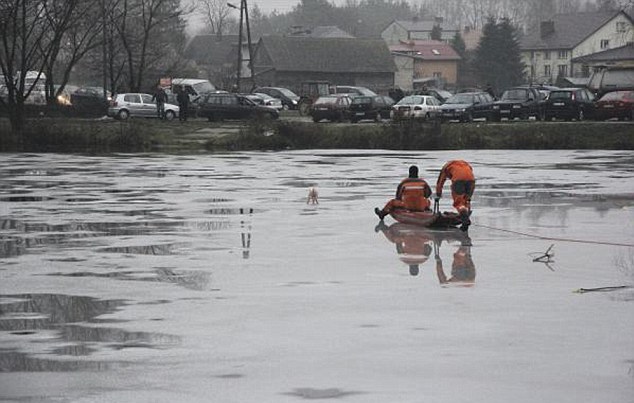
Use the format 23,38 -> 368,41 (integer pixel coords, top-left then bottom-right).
374,207 -> 387,220
459,210 -> 471,231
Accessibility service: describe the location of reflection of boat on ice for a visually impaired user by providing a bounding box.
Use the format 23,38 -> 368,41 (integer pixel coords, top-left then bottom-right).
389,209 -> 461,228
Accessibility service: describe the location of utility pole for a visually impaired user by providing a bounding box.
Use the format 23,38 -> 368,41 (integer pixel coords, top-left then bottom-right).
229,0 -> 255,91
101,0 -> 108,100
236,1 -> 244,91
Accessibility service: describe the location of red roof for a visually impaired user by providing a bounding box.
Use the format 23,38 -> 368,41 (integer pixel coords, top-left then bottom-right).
389,40 -> 461,61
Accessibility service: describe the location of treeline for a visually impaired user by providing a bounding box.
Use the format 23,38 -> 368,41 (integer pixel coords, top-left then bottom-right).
196,0 -> 633,39
0,0 -> 192,134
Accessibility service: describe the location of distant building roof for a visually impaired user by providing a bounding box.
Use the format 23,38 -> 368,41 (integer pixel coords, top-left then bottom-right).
572,43 -> 634,63
390,40 -> 461,61
521,11 -> 631,50
390,19 -> 459,33
308,26 -> 354,38
254,36 -> 396,73
184,34 -> 240,66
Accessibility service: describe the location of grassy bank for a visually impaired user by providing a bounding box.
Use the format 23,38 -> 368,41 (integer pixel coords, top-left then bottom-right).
1,117 -> 632,153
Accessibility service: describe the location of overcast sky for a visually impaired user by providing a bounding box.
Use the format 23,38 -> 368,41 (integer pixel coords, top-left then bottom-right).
252,0 -> 347,14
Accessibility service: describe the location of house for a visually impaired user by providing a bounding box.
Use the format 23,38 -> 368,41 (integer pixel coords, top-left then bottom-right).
303,26 -> 355,38
390,40 -> 461,90
251,36 -> 396,94
521,10 -> 634,84
381,18 -> 460,46
184,34 -> 255,90
571,42 -> 634,69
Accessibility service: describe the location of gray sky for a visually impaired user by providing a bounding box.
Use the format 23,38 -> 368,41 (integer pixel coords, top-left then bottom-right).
253,0 -> 297,13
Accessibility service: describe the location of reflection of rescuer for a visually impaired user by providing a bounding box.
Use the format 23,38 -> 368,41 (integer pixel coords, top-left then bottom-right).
376,222 -> 433,276
435,238 -> 476,285
375,165 -> 432,220
435,160 -> 475,231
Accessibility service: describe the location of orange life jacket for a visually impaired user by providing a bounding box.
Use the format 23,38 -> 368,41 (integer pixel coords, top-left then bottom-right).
397,178 -> 432,211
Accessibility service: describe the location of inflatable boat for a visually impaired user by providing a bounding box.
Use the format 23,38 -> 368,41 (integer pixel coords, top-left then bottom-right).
389,209 -> 462,228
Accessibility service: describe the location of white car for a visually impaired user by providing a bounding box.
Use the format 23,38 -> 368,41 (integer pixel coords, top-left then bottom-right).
391,95 -> 441,120
253,93 -> 284,111
107,93 -> 179,121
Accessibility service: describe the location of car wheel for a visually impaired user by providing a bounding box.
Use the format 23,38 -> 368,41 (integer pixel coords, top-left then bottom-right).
466,111 -> 473,123
117,110 -> 129,120
425,112 -> 431,121
374,112 -> 382,123
283,104 -> 289,111
312,116 -> 320,123
299,102 -> 310,116
207,113 -> 216,122
164,110 -> 175,121
578,109 -> 584,121
350,118 -> 358,123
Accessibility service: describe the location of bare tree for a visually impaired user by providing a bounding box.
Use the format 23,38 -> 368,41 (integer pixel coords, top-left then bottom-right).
197,0 -> 232,36
0,0 -> 58,134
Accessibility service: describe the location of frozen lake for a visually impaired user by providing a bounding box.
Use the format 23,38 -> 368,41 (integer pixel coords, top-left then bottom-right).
1,150 -> 633,402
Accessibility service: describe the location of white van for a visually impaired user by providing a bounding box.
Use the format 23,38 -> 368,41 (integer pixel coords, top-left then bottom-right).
171,78 -> 216,101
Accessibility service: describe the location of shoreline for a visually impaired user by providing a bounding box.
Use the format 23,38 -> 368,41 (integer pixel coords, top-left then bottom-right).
1,117 -> 633,153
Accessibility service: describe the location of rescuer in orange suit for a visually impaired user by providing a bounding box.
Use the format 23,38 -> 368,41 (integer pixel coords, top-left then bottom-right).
435,160 -> 475,231
376,222 -> 433,276
375,165 -> 432,220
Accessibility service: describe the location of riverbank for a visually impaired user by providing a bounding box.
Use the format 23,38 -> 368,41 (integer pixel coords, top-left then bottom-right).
0,117 -> 632,153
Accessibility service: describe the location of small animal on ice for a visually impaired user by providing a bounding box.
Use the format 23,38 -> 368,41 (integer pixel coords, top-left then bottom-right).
307,186 -> 319,204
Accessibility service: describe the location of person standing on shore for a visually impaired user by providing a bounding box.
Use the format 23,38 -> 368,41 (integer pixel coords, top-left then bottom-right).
152,84 -> 168,119
176,88 -> 189,122
435,160 -> 475,231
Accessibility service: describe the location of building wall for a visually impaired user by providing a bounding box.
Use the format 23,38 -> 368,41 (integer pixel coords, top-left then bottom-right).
523,13 -> 634,82
393,54 -> 414,90
415,60 -> 458,85
381,23 -> 408,46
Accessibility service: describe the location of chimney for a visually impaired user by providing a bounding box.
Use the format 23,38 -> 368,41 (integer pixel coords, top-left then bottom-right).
540,21 -> 554,39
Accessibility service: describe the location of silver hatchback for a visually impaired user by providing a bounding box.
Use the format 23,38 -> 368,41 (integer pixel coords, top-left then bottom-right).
107,93 -> 179,121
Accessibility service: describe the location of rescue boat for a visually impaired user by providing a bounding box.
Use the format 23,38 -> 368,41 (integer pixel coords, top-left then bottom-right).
389,209 -> 462,228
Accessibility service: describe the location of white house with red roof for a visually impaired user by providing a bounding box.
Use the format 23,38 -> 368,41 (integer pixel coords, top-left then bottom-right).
389,40 -> 461,90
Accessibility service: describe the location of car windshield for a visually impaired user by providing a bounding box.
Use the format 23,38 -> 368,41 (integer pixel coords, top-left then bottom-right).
278,88 -> 298,98
549,91 -> 572,99
501,89 -> 528,100
445,94 -> 474,104
352,96 -> 372,104
397,96 -> 423,105
355,88 -> 377,96
192,81 -> 215,94
314,96 -> 338,105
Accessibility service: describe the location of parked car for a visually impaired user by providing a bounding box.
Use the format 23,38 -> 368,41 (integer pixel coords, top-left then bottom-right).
491,87 -> 545,121
331,85 -> 377,97
309,94 -> 352,122
348,95 -> 394,122
593,90 -> 634,121
252,92 -> 284,110
440,92 -> 494,122
544,88 -> 595,121
107,93 -> 179,120
587,67 -> 634,98
426,88 -> 453,103
391,95 -> 441,120
253,86 -> 300,110
70,87 -> 111,116
197,92 -> 279,121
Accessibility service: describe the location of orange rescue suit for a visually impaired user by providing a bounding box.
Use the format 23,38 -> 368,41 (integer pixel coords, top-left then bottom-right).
436,160 -> 475,213
382,177 -> 432,213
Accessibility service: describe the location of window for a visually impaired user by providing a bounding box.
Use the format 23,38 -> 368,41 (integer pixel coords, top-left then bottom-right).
616,22 -> 627,33
558,64 -> 568,76
544,51 -> 550,60
141,94 -> 153,104
124,94 -> 141,103
557,50 -> 568,59
544,65 -> 551,77
600,39 -> 609,49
